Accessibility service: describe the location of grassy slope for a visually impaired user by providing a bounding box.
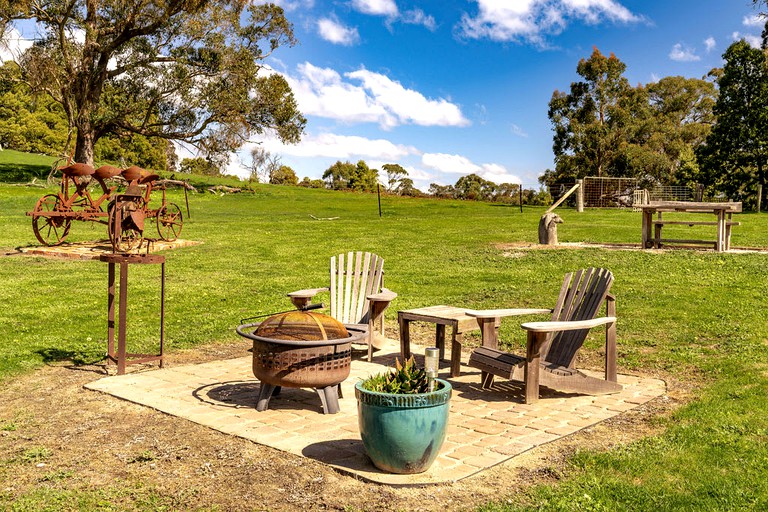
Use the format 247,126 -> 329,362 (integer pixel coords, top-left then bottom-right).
1,170 -> 768,510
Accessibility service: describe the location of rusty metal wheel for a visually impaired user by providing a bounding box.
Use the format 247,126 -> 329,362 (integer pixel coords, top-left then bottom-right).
156,202 -> 183,241
108,199 -> 143,252
32,194 -> 71,246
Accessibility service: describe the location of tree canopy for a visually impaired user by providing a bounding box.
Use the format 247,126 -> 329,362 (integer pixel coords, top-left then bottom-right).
322,160 -> 379,192
0,0 -> 306,165
697,39 -> 768,203
548,48 -> 632,179
546,47 -> 716,188
0,61 -> 171,169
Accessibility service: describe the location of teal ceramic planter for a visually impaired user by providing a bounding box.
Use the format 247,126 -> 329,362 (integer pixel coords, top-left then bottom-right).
354,379 -> 452,474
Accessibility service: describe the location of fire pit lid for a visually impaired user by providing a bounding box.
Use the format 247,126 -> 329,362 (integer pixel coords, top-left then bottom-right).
254,310 -> 349,341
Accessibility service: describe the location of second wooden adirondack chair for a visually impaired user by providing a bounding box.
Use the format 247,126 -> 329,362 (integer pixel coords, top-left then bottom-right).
288,251 -> 397,361
467,268 -> 621,403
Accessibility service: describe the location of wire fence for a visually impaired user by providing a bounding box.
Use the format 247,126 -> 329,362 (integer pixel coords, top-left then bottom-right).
548,177 -> 709,209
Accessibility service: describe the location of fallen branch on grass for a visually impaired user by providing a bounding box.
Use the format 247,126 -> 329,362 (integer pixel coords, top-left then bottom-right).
156,179 -> 197,191
207,185 -> 242,194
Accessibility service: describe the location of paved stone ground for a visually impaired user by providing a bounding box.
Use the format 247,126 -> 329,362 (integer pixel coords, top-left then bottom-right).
86,340 -> 665,486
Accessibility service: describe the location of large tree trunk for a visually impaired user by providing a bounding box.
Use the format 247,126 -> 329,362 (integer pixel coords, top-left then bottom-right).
73,120 -> 95,165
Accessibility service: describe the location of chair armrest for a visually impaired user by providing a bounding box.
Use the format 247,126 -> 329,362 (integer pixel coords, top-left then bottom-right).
466,308 -> 551,319
367,288 -> 397,302
287,287 -> 330,299
520,316 -> 616,333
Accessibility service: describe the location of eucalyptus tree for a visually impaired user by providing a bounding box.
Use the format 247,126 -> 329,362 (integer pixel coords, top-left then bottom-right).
697,40 -> 768,201
382,163 -> 407,192
0,1 -> 306,165
548,48 -> 633,179
622,76 -> 716,185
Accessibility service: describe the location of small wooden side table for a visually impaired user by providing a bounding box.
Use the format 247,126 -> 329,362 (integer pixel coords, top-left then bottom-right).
398,305 -> 485,377
100,253 -> 166,375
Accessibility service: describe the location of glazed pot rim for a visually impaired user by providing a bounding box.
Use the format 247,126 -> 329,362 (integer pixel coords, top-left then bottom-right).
354,378 -> 452,407
354,378 -> 452,396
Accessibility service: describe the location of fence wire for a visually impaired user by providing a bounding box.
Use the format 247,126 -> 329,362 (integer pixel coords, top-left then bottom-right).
548,177 -> 705,209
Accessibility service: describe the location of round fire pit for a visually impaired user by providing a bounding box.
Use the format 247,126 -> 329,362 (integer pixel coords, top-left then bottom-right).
236,310 -> 367,414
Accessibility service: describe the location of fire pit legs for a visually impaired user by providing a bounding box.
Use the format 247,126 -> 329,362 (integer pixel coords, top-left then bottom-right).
256,382 -> 342,414
316,384 -> 342,414
256,383 -> 280,412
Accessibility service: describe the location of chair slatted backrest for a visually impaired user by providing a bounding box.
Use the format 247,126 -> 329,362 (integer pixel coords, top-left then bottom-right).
544,268 -> 614,369
329,252 -> 384,324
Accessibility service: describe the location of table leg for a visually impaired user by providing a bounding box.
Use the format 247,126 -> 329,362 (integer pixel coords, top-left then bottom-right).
117,261 -> 129,376
159,262 -> 165,368
107,262 -> 116,361
716,210 -> 725,252
654,211 -> 662,248
641,210 -> 649,248
451,329 -> 461,378
435,324 -> 446,360
398,314 -> 410,361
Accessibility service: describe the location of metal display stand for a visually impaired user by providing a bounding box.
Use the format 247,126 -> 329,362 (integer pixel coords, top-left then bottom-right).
99,253 -> 166,375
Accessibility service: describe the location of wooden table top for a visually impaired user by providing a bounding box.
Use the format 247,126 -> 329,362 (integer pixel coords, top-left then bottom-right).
398,305 -> 476,323
639,201 -> 742,213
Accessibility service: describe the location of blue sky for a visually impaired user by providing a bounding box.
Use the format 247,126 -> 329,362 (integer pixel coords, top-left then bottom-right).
2,1 -> 766,190
248,0 -> 766,190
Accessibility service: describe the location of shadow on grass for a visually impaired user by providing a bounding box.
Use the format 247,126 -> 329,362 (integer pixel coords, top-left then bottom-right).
35,347 -> 103,366
0,161 -> 52,183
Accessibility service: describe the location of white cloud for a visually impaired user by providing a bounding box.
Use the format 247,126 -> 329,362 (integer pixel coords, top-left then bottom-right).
317,16 -> 359,45
347,69 -> 469,128
669,43 -> 700,62
732,31 -> 762,48
704,36 -> 716,53
511,124 -> 528,138
260,133 -> 418,160
421,153 -> 521,184
255,0 -> 315,11
283,63 -> 388,124
479,165 -> 522,185
0,26 -> 33,63
402,9 -> 437,31
422,153 -> 480,174
283,62 -> 469,129
458,0 -> 643,44
743,14 -> 765,27
351,0 -> 398,17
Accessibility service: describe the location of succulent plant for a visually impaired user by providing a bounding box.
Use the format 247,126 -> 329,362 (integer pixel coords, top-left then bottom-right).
361,356 -> 431,394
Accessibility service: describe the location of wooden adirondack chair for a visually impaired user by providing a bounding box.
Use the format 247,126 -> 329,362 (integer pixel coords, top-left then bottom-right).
287,251 -> 397,361
467,268 -> 621,404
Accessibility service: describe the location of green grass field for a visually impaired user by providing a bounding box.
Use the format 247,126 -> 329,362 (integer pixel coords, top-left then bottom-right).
1,163 -> 768,510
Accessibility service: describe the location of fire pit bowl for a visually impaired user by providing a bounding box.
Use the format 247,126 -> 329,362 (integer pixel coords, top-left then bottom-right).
236,310 -> 367,414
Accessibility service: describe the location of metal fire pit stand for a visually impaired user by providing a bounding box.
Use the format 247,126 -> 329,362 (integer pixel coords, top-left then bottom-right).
99,253 -> 165,375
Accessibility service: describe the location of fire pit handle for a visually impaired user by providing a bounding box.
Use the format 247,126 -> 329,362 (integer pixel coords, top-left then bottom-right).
236,322 -> 368,347
239,303 -> 324,325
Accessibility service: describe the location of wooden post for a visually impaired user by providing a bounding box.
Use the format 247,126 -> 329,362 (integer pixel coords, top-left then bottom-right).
377,184 -> 382,217
546,182 -> 581,214
576,179 -> 584,212
519,184 -> 523,214
758,184 -> 763,213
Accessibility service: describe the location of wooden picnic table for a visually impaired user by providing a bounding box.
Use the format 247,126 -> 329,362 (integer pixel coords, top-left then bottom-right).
639,201 -> 742,252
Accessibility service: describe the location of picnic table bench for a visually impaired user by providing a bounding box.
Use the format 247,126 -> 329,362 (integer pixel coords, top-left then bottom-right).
640,201 -> 742,252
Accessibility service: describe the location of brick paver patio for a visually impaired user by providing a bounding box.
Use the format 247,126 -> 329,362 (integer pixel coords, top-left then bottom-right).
86,340 -> 665,485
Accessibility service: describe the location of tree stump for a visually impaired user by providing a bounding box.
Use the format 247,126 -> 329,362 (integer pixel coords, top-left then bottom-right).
538,213 -> 563,245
